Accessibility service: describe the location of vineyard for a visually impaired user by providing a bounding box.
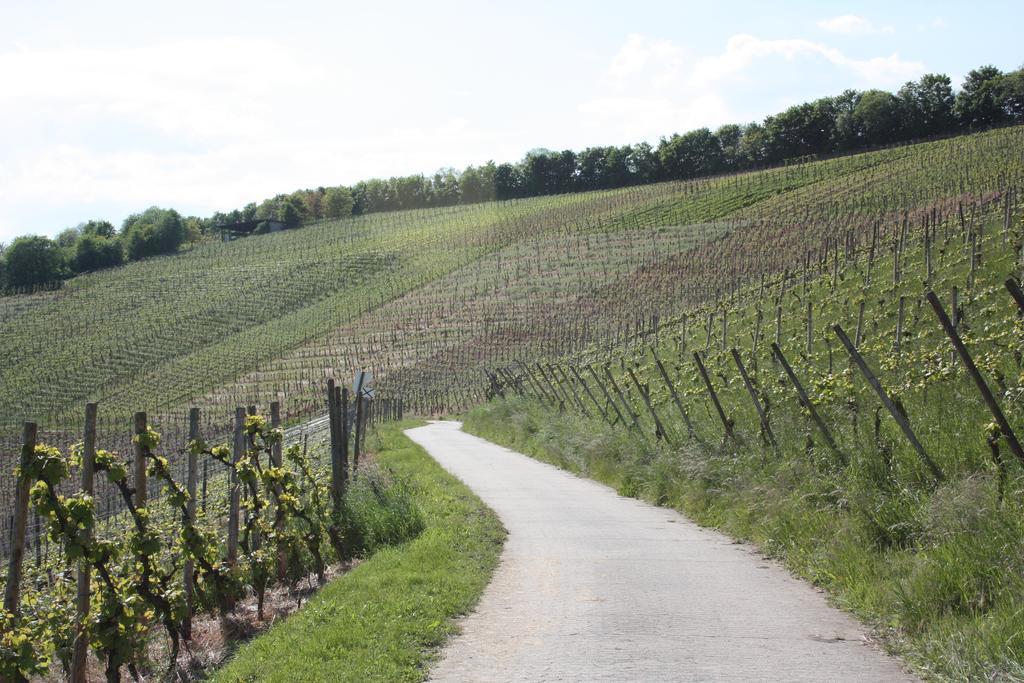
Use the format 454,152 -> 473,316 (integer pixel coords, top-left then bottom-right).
468,142 -> 1024,675
4,129 -> 1017,433
1,385 -> 412,680
3,124 -> 1024,680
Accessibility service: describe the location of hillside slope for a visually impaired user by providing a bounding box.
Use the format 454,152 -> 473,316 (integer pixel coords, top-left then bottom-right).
464,130 -> 1024,678
0,126 -> 1021,438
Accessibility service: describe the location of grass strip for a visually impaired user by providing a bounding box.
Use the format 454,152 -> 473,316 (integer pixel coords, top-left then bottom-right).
212,420 -> 505,682
464,398 -> 1024,681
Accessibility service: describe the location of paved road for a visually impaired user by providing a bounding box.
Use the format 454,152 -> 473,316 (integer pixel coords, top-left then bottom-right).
405,421 -> 915,683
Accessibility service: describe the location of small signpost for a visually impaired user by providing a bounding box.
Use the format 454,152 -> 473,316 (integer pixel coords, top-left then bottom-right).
353,371 -> 375,399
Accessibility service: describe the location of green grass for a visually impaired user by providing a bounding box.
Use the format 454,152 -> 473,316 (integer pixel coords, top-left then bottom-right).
212,421 -> 505,682
463,399 -> 1024,680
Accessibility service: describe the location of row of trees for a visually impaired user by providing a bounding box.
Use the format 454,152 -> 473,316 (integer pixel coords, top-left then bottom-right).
3,64 -> 1022,289
0,208 -> 196,289
227,64 -> 1023,213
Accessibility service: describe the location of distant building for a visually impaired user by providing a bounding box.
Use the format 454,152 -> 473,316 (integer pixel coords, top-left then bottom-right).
217,219 -> 285,241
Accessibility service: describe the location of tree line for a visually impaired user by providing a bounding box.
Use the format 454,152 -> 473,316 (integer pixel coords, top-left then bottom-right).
2,64 -> 1022,290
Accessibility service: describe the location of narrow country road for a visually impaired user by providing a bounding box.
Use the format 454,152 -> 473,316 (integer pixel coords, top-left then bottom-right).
405,421 -> 915,682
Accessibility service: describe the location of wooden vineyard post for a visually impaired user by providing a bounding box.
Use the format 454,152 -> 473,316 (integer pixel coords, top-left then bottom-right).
603,365 -> 641,431
925,220 -> 933,286
854,300 -> 865,347
693,351 -> 734,441
133,411 -> 148,506
363,393 -> 373,467
895,296 -> 906,358
751,307 -> 763,365
244,405 -> 263,561
3,422 -> 36,651
587,365 -> 627,428
805,301 -> 813,356
551,365 -> 578,412
340,388 -> 350,486
1005,278 -> 1024,316
520,367 -> 550,405
71,404 -> 97,681
182,407 -> 200,641
730,349 -> 777,449
354,387 -> 365,475
496,368 -> 522,397
569,365 -> 610,423
832,325 -> 943,482
270,402 -> 282,468
228,407 -> 244,568
626,367 -> 668,443
650,348 -> 697,440
269,400 -> 287,578
950,286 -> 959,365
538,363 -> 570,411
774,305 -> 782,353
557,365 -> 590,416
518,361 -> 553,405
770,343 -> 847,467
327,379 -> 341,509
926,291 -> 1024,465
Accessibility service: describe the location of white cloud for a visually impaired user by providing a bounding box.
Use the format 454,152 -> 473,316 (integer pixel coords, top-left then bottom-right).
0,37 -> 519,236
0,38 -> 337,140
690,34 -> 923,88
817,15 -> 895,35
0,121 -> 515,228
579,94 -> 731,141
0,29 -> 931,239
576,31 -> 926,146
578,34 -> 730,142
607,33 -> 684,89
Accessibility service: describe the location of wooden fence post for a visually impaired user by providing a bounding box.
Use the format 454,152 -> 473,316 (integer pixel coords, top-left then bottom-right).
340,388 -> 350,486
770,343 -> 847,466
517,361 -> 553,405
354,389 -> 365,475
133,411 -> 147,507
693,351 -> 734,441
538,363 -> 571,410
832,326 -> 943,482
245,405 -> 262,556
554,365 -> 589,416
926,291 -> 1024,465
587,365 -> 627,427
650,348 -> 697,440
270,402 -> 282,468
327,379 -> 341,510
603,365 -> 641,431
626,367 -> 669,443
569,365 -> 610,423
227,407 -> 244,567
3,422 -> 36,630
182,407 -> 199,641
1005,278 -> 1024,315
730,349 -> 777,449
69,405 -> 96,681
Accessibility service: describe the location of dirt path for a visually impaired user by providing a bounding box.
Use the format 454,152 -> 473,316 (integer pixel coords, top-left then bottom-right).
405,421 -> 915,682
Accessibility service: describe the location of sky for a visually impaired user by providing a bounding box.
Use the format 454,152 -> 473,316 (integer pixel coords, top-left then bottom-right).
0,0 -> 1021,241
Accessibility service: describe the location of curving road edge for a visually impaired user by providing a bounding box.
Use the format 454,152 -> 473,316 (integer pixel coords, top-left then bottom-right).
406,421 -> 916,682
